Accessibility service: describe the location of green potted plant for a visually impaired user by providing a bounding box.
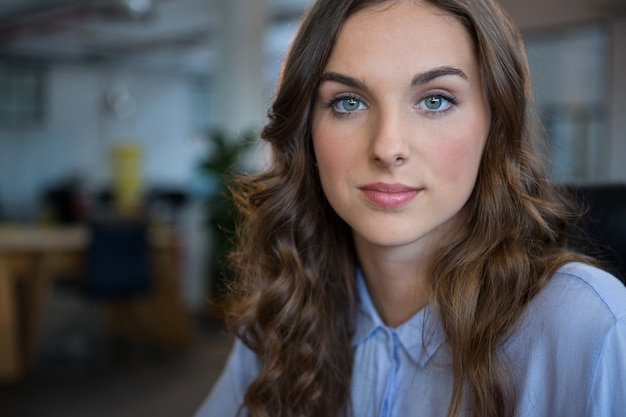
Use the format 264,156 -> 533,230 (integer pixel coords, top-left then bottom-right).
198,128 -> 256,317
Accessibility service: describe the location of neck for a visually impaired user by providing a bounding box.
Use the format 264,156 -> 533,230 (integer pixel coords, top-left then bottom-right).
357,244 -> 431,328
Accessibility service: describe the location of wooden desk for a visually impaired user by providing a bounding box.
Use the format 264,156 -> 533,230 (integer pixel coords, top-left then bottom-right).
0,225 -> 194,382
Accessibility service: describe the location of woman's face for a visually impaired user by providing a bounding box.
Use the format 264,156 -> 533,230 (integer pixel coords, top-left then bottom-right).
312,1 -> 490,256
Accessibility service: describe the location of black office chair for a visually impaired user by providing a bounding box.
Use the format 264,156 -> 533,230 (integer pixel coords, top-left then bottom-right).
40,219 -> 154,366
567,183 -> 626,284
85,220 -> 153,298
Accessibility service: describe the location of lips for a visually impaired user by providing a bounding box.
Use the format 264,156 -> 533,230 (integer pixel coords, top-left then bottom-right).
358,182 -> 421,208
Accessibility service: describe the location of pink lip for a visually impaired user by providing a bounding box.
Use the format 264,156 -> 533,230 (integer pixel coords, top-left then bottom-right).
359,182 -> 421,208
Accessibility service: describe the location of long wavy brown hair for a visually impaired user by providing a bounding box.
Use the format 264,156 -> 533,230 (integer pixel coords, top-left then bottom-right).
225,0 -> 590,416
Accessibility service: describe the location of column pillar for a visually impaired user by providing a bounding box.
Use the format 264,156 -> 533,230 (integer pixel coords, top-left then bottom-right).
214,0 -> 269,136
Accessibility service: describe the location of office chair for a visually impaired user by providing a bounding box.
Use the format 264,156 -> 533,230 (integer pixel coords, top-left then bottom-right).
85,220 -> 153,298
567,183 -> 626,284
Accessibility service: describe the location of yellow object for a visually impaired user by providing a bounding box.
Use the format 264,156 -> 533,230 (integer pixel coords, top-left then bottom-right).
112,143 -> 143,217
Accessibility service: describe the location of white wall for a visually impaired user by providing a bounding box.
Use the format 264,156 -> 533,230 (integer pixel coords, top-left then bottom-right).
0,63 -> 208,218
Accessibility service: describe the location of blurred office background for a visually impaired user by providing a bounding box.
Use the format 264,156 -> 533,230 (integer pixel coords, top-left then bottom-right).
0,0 -> 624,416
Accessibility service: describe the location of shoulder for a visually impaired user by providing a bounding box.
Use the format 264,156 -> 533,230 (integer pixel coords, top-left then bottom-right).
510,262 -> 626,362
509,263 -> 626,415
542,262 -> 626,322
512,262 -> 626,353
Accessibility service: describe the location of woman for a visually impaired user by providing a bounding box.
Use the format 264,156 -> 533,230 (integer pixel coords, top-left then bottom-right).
195,0 -> 626,416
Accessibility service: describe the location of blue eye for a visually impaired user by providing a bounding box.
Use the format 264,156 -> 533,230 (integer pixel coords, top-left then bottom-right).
331,96 -> 367,113
417,95 -> 455,112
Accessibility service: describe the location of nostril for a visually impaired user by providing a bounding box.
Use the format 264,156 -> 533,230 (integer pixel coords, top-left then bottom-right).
393,156 -> 406,166
371,152 -> 406,168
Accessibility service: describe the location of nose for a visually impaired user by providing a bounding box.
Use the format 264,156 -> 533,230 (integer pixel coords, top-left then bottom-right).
370,108 -> 410,168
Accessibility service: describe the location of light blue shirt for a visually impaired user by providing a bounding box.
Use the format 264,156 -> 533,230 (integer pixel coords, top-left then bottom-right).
194,263 -> 626,416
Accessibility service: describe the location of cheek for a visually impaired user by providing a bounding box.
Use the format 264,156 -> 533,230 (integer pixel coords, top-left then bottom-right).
312,114 -> 362,182
431,131 -> 486,185
314,139 -> 340,173
312,126 -> 344,191
432,102 -> 490,182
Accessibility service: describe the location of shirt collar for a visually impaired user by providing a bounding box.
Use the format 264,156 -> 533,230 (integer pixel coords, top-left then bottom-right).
352,269 -> 447,367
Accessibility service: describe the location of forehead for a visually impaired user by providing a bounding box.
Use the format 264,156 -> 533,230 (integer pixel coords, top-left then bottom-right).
325,1 -> 478,79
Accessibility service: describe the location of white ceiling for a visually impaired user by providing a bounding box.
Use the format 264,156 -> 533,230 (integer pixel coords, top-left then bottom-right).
0,0 -> 312,74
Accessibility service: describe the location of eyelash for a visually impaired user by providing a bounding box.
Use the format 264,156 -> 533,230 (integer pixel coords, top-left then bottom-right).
416,93 -> 458,115
324,94 -> 365,117
324,93 -> 459,118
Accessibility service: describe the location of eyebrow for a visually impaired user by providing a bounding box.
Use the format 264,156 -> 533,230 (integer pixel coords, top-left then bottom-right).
411,66 -> 468,85
319,72 -> 366,90
319,65 -> 469,89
